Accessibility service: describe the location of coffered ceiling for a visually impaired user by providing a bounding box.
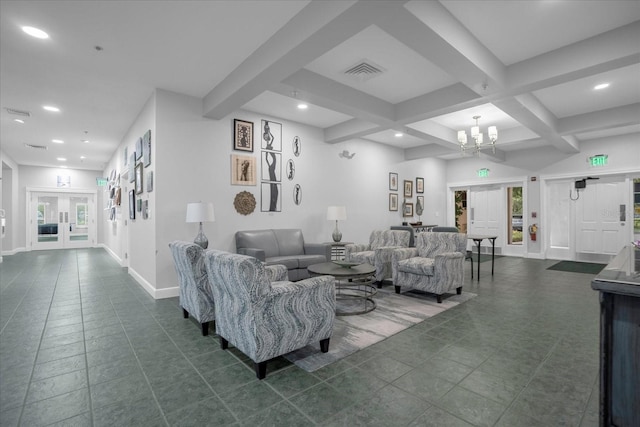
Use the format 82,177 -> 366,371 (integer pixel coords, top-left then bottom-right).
1,0 -> 639,171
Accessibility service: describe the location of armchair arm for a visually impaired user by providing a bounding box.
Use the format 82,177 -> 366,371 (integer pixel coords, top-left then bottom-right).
237,247 -> 266,262
269,275 -> 335,297
434,252 -> 464,279
304,243 -> 331,261
264,264 -> 288,282
345,243 -> 369,259
391,247 -> 419,265
375,246 -> 404,263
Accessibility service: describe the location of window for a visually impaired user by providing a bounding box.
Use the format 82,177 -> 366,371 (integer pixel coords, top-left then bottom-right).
507,187 -> 523,245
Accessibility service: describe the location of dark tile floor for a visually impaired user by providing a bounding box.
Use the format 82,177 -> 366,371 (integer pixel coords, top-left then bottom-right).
0,248 -> 600,426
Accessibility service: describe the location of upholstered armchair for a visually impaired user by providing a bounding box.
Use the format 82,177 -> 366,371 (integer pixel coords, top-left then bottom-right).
203,250 -> 336,379
168,241 -> 216,336
345,229 -> 411,286
392,232 -> 466,303
169,241 -> 287,336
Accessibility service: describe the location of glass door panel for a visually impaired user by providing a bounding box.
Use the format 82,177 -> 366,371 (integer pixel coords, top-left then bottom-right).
31,192 -> 95,250
36,195 -> 60,247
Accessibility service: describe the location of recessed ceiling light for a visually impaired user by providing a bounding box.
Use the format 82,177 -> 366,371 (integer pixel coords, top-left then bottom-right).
22,26 -> 49,39
594,83 -> 610,90
81,139 -> 90,143
297,103 -> 308,110
14,119 -> 25,124
395,132 -> 403,137
56,157 -> 66,161
80,156 -> 86,160
43,105 -> 60,112
52,139 -> 64,144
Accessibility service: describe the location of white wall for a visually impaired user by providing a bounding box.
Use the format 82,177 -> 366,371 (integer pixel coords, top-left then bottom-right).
1,152 -> 20,257
102,89 -> 450,297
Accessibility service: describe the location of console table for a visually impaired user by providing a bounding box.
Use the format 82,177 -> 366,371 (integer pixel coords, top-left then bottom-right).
591,244 -> 640,427
467,234 -> 497,281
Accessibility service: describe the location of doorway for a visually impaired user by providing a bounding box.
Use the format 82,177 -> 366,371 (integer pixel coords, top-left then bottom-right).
29,190 -> 97,250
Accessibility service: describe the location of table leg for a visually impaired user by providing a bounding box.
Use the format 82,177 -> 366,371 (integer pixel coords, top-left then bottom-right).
491,238 -> 495,275
475,239 -> 481,282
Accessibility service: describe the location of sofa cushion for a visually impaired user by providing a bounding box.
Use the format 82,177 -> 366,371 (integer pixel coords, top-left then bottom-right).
236,230 -> 279,258
397,257 -> 435,276
297,254 -> 327,269
273,229 -> 305,256
266,256 -> 299,270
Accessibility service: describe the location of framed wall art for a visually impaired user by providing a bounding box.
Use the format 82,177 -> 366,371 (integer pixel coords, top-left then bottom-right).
261,151 -> 281,182
135,163 -> 143,195
143,130 -> 151,167
146,171 -> 154,192
416,177 -> 424,194
293,184 -> 301,205
403,202 -> 414,217
135,137 -> 143,160
128,152 -> 136,182
231,154 -> 256,185
403,180 -> 413,198
128,190 -> 135,220
286,159 -> 295,180
389,193 -> 398,211
389,172 -> 398,191
233,119 -> 253,152
292,136 -> 301,157
261,182 -> 281,212
261,120 -> 282,152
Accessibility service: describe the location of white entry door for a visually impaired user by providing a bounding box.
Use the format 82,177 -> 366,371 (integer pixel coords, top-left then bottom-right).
468,187 -> 502,250
575,180 -> 630,256
31,191 -> 96,250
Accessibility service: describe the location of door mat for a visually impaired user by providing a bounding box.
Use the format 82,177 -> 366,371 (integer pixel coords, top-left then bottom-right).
547,261 -> 605,275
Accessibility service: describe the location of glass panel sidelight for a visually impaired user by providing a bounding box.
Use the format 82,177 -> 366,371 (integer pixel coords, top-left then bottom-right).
507,186 -> 523,245
69,196 -> 89,241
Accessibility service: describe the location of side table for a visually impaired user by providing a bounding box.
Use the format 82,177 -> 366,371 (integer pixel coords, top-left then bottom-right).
325,242 -> 353,261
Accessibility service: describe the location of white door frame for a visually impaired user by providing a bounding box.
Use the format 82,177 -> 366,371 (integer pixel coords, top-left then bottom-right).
26,187 -> 97,251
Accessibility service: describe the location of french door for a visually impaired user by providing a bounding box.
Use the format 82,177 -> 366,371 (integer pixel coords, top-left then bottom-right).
30,191 -> 96,250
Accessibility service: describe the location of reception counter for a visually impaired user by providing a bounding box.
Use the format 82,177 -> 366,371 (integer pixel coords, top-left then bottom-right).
591,244 -> 640,427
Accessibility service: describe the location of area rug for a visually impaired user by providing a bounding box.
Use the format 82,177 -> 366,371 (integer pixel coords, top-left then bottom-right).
284,288 -> 476,372
547,260 -> 605,275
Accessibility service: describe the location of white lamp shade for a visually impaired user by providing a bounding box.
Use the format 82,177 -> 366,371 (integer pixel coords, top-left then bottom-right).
457,130 -> 467,145
476,133 -> 483,145
327,205 -> 347,221
471,125 -> 480,139
488,126 -> 498,141
186,202 -> 215,223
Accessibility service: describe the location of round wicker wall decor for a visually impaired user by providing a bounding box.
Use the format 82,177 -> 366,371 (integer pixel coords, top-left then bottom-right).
234,191 -> 256,215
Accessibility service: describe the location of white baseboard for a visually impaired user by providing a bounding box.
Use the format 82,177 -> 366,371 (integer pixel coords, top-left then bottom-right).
99,244 -> 125,267
526,252 -> 545,259
1,247 -> 25,256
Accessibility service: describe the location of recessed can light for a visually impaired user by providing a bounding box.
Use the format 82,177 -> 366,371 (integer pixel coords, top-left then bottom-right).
56,157 -> 66,161
22,26 -> 49,39
395,132 -> 403,137
80,156 -> 86,159
81,139 -> 90,143
14,119 -> 25,124
52,139 -> 64,144
43,105 -> 60,112
594,83 -> 609,90
297,103 -> 308,110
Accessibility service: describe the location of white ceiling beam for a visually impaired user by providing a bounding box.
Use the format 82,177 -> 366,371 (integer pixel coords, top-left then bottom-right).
507,21 -> 640,94
395,83 -> 482,124
404,144 -> 458,160
277,69 -> 396,124
382,2 -> 507,94
557,103 -> 640,136
202,0 -> 365,119
324,119 -> 382,144
494,94 -> 579,153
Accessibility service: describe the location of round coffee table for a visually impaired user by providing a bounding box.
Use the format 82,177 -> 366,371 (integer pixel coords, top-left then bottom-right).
308,262 -> 377,316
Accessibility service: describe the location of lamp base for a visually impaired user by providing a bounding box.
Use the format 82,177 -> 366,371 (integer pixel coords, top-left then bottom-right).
332,222 -> 342,243
194,223 -> 209,249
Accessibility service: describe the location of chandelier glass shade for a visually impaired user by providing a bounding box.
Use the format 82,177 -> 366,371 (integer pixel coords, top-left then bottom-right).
458,116 -> 497,154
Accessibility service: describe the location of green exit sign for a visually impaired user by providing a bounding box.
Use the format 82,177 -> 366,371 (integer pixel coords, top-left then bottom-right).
96,177 -> 108,186
589,154 -> 608,167
477,168 -> 490,178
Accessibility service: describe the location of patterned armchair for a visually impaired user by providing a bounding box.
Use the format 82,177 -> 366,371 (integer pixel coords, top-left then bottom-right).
203,250 -> 336,379
392,232 -> 466,303
169,241 -> 287,336
345,229 -> 411,286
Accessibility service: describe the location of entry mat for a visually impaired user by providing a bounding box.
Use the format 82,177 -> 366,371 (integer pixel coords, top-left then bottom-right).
547,260 -> 605,275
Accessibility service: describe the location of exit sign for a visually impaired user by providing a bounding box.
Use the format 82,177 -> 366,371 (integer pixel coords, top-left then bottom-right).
96,177 -> 108,186
589,154 -> 608,167
477,168 -> 490,178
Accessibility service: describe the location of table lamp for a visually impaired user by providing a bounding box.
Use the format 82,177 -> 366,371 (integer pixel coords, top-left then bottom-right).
186,202 -> 215,249
327,206 -> 346,242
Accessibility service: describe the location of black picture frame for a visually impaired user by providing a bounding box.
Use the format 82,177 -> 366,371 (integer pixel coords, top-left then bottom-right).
403,202 -> 414,217
128,190 -> 135,220
403,180 -> 413,198
135,137 -> 143,160
234,119 -> 253,152
389,193 -> 398,211
143,130 -> 151,167
416,177 -> 424,194
135,163 -> 143,195
389,172 -> 398,191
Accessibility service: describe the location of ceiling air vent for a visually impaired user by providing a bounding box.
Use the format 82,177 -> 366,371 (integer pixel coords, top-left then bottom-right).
5,107 -> 31,117
24,143 -> 48,150
343,60 -> 385,82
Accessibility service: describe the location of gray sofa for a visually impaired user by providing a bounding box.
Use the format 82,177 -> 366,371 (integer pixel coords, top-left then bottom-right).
235,229 -> 331,281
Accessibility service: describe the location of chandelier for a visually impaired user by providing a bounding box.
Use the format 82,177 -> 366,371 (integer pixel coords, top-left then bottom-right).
458,115 -> 497,154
